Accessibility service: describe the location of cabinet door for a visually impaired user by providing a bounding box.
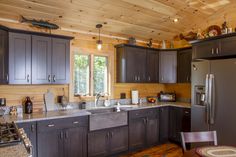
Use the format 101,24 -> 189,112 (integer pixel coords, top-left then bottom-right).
146,115 -> 159,146
192,41 -> 216,59
64,127 -> 87,157
9,32 -> 31,84
32,35 -> 52,84
88,130 -> 109,157
177,49 -> 192,83
159,51 -> 177,83
37,130 -> 63,157
159,106 -> 169,143
168,107 -> 177,141
146,50 -> 159,83
219,36 -> 236,57
17,122 -> 37,157
129,117 -> 146,151
52,38 -> 70,84
0,30 -> 8,84
126,47 -> 146,83
109,126 -> 128,155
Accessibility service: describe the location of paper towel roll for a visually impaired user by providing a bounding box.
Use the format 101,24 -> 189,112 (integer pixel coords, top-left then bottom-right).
131,90 -> 139,104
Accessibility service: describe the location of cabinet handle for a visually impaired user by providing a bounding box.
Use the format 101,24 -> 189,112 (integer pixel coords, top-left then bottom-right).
73,121 -> 79,124
143,118 -> 146,124
148,76 -> 151,81
134,76 -> 137,81
65,131 -> 68,139
211,48 -> 214,54
60,131 -> 63,139
6,74 -> 8,82
110,132 -> 113,138
161,77 -> 164,81
27,74 -> 30,83
106,132 -> 110,139
137,76 -> 140,81
31,124 -> 35,132
47,124 -> 55,127
216,48 -> 219,54
185,111 -> 189,114
53,75 -> 56,82
146,117 -> 148,124
48,75 -> 51,82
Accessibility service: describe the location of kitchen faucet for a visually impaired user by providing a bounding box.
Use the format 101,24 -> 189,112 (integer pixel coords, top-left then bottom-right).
94,92 -> 104,108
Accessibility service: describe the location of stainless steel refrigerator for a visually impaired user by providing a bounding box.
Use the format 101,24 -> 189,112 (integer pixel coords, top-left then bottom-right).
191,59 -> 236,146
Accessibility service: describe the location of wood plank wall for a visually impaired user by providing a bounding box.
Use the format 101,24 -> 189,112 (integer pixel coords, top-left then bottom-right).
0,21 -> 191,112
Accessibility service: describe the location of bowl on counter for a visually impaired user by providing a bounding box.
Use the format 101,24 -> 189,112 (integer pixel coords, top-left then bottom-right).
147,97 -> 157,103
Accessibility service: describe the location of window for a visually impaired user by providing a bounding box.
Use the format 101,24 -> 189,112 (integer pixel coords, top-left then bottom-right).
74,53 -> 109,96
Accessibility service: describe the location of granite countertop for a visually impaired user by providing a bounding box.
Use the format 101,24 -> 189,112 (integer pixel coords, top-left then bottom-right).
0,144 -> 29,157
1,102 -> 190,123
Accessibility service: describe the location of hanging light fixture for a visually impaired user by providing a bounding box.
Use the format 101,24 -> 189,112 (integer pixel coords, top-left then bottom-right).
96,24 -> 103,50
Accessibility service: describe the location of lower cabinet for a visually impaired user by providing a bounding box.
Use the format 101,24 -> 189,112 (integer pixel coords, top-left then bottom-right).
88,126 -> 128,157
159,106 -> 169,143
129,108 -> 160,151
17,122 -> 37,157
37,116 -> 88,157
169,107 -> 191,143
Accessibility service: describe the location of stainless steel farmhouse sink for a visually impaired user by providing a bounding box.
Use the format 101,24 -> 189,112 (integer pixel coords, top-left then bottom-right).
88,107 -> 128,131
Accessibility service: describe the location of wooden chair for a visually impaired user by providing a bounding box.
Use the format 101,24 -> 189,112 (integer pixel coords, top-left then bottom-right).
181,131 -> 218,152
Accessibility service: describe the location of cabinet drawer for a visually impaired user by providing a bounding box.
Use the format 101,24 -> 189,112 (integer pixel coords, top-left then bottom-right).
129,109 -> 158,119
37,116 -> 88,132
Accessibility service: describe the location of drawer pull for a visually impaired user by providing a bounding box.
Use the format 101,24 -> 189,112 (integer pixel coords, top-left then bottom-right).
73,121 -> 79,124
185,111 -> 189,114
47,124 -> 55,127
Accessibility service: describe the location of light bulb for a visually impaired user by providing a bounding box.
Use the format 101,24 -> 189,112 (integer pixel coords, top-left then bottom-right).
97,43 -> 102,50
96,40 -> 102,50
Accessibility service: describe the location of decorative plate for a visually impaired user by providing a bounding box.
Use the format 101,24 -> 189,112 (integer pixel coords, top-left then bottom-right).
207,25 -> 221,37
196,146 -> 236,157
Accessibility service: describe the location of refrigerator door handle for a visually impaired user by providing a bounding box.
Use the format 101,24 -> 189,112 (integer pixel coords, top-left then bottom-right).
209,74 -> 215,124
205,74 -> 210,124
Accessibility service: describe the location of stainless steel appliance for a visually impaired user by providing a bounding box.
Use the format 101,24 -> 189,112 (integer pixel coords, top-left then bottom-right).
159,92 -> 176,102
191,59 -> 236,146
0,122 -> 32,156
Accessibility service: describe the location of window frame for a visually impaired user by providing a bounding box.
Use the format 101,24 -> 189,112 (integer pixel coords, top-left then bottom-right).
73,50 -> 111,98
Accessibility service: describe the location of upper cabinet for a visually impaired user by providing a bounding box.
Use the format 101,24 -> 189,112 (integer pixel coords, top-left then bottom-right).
9,32 -> 32,84
116,44 -> 159,83
192,35 -> 236,60
0,29 -> 8,84
159,51 -> 177,83
177,48 -> 192,83
0,27 -> 72,85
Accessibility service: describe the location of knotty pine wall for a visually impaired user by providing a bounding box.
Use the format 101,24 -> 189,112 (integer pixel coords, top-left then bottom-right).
0,21 -> 191,112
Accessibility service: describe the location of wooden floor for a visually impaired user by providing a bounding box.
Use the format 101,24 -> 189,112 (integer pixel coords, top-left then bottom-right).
121,143 -> 183,157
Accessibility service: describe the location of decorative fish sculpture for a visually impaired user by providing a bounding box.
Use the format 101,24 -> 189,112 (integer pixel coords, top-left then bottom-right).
20,16 -> 59,30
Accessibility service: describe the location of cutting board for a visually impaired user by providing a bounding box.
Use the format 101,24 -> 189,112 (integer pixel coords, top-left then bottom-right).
44,89 -> 55,111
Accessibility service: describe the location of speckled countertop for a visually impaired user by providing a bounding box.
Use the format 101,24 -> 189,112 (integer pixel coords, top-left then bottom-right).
0,144 -> 29,157
1,102 -> 190,123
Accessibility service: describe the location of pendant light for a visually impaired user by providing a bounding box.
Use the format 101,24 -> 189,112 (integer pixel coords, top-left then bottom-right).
96,24 -> 103,50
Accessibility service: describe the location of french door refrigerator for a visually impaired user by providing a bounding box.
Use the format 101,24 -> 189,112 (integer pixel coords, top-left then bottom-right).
191,59 -> 236,146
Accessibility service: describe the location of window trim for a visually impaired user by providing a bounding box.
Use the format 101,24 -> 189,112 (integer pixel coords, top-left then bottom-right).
73,50 -> 111,97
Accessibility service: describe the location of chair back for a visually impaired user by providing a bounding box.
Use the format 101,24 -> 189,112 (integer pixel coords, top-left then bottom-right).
181,131 -> 217,151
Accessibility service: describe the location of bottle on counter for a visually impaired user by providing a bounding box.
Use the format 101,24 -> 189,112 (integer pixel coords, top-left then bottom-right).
24,97 -> 33,114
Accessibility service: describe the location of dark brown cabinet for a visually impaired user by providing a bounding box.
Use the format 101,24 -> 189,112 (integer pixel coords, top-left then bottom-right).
129,109 -> 159,151
9,32 -> 32,84
146,49 -> 159,82
17,122 -> 37,157
32,35 -> 52,84
116,45 -> 147,83
0,29 -> 8,84
192,36 -> 236,60
51,38 -> 70,84
32,36 -> 70,84
159,51 -> 177,83
37,116 -> 88,157
159,106 -> 169,143
169,107 -> 191,143
88,126 -> 128,157
177,48 -> 192,83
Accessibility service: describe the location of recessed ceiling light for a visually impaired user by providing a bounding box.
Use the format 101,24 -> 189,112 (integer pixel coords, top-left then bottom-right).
173,18 -> 179,23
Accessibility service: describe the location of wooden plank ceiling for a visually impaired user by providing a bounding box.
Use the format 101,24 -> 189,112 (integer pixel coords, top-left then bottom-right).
0,0 -> 233,41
